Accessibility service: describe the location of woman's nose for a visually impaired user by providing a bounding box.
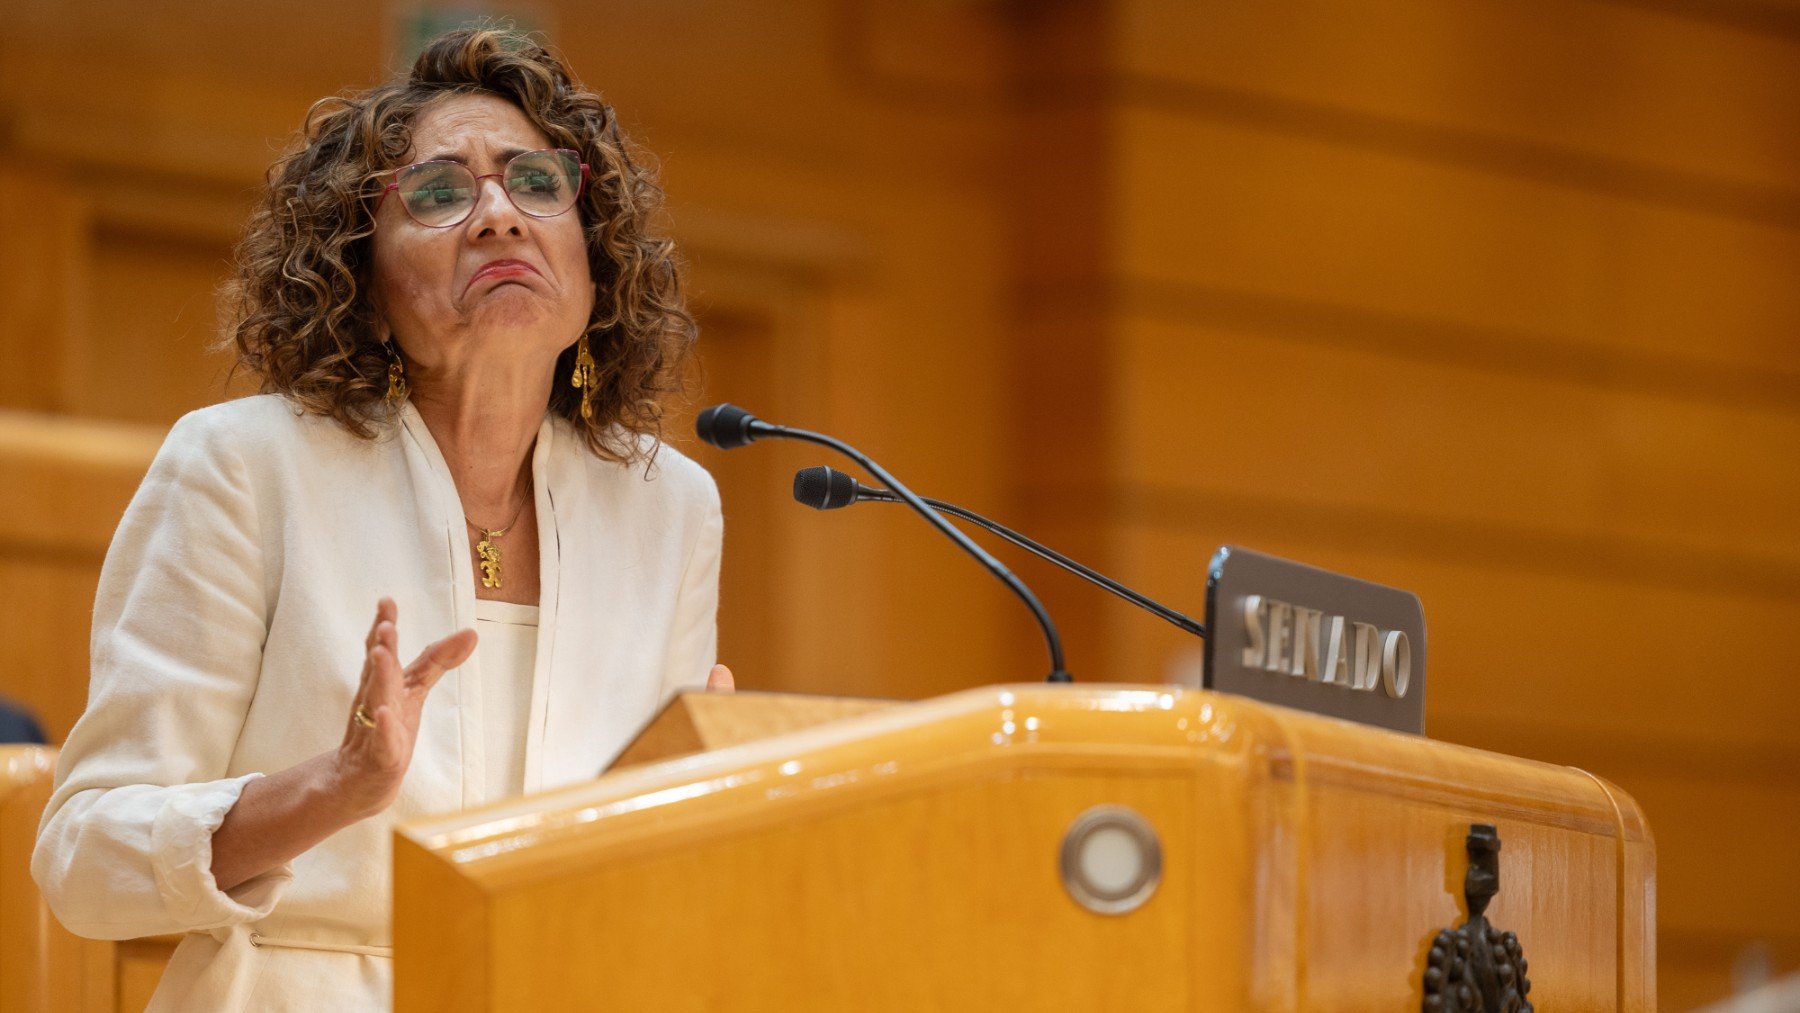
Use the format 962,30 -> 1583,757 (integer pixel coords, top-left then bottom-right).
467,174 -> 525,234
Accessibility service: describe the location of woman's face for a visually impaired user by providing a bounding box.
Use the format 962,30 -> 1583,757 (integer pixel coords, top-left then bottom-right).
370,92 -> 594,382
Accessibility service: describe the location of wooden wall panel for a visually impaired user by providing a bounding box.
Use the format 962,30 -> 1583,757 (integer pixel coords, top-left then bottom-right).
1113,0 -> 1800,195
1111,108 -> 1800,375
0,413 -> 162,739
0,169 -> 83,414
552,1 -> 1009,185
1,2 -> 377,185
1107,317 -> 1800,569
75,227 -> 243,425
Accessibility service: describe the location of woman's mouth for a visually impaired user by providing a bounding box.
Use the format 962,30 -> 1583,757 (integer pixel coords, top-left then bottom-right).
466,259 -> 541,293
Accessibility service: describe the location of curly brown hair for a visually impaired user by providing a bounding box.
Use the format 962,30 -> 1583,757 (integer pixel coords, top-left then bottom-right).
223,27 -> 694,464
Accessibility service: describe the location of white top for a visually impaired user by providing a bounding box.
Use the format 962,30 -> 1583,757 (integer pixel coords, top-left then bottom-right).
473,600 -> 539,802
32,395 -> 722,1011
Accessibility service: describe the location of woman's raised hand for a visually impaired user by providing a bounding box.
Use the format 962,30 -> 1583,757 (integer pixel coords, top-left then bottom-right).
208,599 -> 475,891
332,598 -> 477,819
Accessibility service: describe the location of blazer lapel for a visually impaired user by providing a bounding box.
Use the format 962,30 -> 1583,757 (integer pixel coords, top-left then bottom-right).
397,404 -> 479,809
522,415 -> 561,795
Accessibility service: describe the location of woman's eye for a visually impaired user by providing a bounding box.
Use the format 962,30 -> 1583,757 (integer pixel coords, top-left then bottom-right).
515,172 -> 562,194
402,170 -> 467,197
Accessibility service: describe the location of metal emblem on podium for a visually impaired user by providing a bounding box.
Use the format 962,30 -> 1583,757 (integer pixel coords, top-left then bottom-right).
1423,824 -> 1534,1012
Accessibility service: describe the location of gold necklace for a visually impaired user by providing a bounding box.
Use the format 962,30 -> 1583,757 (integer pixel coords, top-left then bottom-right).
468,497 -> 530,590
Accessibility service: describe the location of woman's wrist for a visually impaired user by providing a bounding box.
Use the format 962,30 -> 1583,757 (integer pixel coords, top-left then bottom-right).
213,752 -> 377,893
312,750 -> 388,826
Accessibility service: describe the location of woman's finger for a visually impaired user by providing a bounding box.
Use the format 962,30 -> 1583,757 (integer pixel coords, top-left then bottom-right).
706,664 -> 735,692
346,612 -> 389,737
363,625 -> 405,720
377,612 -> 399,666
364,597 -> 394,651
404,628 -> 478,694
351,634 -> 376,711
352,600 -> 397,705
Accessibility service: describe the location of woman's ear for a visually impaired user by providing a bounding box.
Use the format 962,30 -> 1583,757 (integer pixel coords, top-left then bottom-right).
367,294 -> 396,348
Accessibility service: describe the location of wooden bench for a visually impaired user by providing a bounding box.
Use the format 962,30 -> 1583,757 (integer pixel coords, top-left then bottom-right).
1,745 -> 175,1012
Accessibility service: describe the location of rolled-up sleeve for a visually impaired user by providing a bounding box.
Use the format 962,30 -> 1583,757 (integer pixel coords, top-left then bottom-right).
658,466 -> 723,702
32,410 -> 293,939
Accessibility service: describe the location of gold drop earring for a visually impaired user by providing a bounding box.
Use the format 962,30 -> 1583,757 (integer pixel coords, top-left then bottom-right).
570,333 -> 597,420
384,341 -> 410,409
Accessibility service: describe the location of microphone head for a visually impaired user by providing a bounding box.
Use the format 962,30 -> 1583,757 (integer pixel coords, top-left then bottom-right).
696,403 -> 762,450
793,466 -> 861,510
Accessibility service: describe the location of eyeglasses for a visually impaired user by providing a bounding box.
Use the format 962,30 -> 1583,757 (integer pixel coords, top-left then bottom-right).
377,148 -> 590,228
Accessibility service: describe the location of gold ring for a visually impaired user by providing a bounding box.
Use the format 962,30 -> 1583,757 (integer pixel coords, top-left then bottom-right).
353,704 -> 376,729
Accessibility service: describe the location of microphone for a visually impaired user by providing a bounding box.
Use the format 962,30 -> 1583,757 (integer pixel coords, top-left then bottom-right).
795,466 -> 1207,640
696,404 -> 1072,683
694,403 -> 777,451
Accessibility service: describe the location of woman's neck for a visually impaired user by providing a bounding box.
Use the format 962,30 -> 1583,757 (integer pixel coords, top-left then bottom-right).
408,360 -> 553,525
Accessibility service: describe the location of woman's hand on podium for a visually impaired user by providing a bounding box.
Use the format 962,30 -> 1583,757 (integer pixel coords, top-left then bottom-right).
707,664 -> 735,692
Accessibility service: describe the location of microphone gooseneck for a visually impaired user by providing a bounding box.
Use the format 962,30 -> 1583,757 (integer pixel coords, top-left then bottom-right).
700,405 -> 1072,683
794,466 -> 1207,639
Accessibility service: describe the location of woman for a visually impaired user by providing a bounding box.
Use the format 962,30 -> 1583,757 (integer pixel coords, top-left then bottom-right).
32,28 -> 727,1011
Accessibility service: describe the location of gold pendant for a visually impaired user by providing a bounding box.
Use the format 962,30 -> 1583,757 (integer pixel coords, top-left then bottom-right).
571,336 -> 598,420
386,359 -> 409,408
477,534 -> 502,588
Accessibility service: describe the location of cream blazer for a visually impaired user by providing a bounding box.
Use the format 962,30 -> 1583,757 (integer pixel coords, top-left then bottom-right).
32,395 -> 722,1011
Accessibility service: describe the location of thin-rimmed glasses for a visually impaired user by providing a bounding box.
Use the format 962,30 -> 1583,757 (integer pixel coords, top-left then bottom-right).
376,148 -> 590,228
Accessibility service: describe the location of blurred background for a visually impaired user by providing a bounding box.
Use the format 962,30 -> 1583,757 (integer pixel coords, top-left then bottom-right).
1,1 -> 1796,1007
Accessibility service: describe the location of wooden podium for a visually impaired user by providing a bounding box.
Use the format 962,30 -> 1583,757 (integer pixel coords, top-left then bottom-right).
394,685 -> 1654,1010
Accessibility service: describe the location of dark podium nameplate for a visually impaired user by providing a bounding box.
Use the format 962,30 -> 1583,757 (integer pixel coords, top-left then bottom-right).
1204,546 -> 1426,734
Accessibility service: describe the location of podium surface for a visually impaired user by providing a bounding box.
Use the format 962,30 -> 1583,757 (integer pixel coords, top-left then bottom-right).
394,684 -> 1653,1011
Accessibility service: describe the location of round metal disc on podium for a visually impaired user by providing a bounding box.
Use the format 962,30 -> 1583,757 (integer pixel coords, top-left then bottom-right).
1059,804 -> 1163,915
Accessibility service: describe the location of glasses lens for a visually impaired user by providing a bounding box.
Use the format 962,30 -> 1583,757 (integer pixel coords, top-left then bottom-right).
396,162 -> 478,227
505,150 -> 581,217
